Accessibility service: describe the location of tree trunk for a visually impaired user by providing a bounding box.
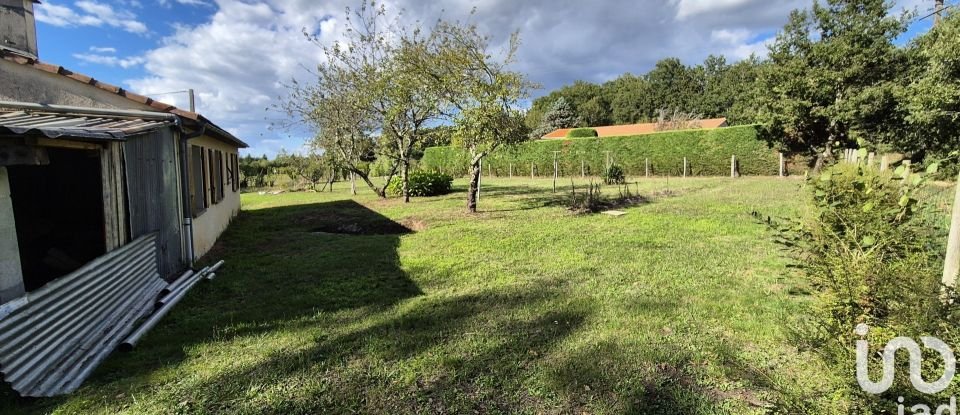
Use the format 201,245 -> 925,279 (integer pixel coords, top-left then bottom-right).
401,160 -> 410,203
467,160 -> 481,213
812,139 -> 835,173
350,171 -> 357,196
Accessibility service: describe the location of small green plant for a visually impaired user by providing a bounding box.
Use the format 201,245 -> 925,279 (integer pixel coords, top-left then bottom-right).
565,128 -> 598,138
602,165 -> 626,185
775,163 -> 958,410
387,171 -> 454,197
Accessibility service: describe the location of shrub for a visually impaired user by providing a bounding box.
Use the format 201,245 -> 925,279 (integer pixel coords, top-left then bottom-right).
421,125 -> 785,177
602,165 -> 625,185
386,171 -> 453,197
775,164 -> 957,410
566,128 -> 598,138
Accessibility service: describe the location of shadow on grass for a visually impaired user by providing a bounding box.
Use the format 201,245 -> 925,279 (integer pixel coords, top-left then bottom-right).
175,287 -> 594,414
0,199 -> 423,413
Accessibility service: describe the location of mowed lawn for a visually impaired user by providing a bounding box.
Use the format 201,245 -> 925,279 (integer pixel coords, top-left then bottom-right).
3,177 -> 829,414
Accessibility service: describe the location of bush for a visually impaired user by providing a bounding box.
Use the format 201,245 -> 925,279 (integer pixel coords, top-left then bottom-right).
566,128 -> 598,138
421,125 -> 785,177
386,171 -> 453,197
602,165 -> 625,185
775,164 -> 957,410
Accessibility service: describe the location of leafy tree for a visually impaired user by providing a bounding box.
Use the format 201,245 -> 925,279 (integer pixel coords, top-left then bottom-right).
578,96 -> 611,127
282,2 -> 452,201
755,0 -> 910,171
530,97 -> 580,138
603,73 -> 654,124
647,58 -> 700,115
277,151 -> 329,191
408,22 -> 534,212
896,10 -> 960,157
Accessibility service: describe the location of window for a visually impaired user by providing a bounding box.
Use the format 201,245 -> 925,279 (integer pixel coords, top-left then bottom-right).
190,146 -> 207,217
207,149 -> 226,205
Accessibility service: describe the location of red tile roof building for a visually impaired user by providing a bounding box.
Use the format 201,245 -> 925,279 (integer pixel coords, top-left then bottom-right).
543,118 -> 728,139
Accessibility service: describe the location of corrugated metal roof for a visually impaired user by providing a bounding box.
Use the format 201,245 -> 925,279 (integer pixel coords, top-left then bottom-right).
0,110 -> 173,140
1,51 -> 249,148
0,234 -> 166,397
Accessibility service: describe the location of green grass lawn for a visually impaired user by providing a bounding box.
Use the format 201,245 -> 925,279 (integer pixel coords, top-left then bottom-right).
3,177 -> 836,414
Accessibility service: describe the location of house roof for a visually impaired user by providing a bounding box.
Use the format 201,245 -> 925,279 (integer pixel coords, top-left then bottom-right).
543,118 -> 729,139
0,109 -> 175,141
1,51 -> 248,148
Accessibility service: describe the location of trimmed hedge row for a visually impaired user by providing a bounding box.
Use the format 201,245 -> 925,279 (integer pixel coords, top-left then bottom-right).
566,128 -> 598,138
421,125 -> 784,177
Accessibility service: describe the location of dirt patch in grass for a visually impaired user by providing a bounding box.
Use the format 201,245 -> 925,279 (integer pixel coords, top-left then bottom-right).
310,221 -> 412,235
399,217 -> 428,232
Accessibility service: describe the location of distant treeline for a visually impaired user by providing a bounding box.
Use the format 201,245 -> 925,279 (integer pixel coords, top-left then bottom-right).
525,55 -> 761,131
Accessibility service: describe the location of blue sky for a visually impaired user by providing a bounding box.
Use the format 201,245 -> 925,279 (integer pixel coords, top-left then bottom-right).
29,0 -> 946,157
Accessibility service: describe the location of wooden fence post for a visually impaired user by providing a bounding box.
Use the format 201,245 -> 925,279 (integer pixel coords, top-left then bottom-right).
683,157 -> 688,178
581,160 -> 585,178
779,152 -> 785,177
943,172 -> 960,287
552,151 -> 560,193
531,162 -> 534,179
731,155 -> 737,178
509,163 -> 513,178
880,155 -> 889,171
903,160 -> 912,180
645,158 -> 650,178
867,152 -> 875,168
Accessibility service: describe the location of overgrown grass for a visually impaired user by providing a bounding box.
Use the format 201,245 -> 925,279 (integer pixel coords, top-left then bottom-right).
3,177 -> 842,414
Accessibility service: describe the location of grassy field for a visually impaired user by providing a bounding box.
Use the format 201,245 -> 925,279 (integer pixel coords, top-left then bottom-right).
3,177 -> 838,414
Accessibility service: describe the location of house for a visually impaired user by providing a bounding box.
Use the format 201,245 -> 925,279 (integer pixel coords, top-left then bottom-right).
0,0 -> 247,396
543,118 -> 729,139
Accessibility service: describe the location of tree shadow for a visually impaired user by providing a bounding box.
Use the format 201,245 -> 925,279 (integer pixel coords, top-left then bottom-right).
176,287 -> 593,413
0,200 -> 423,412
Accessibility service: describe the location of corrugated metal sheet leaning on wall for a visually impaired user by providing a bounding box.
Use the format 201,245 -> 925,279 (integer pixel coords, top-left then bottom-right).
0,234 -> 165,397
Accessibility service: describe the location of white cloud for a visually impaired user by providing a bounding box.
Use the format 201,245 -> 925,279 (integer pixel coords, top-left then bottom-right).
158,0 -> 212,8
117,0 -> 935,156
35,0 -> 148,34
89,46 -> 117,53
73,53 -> 145,68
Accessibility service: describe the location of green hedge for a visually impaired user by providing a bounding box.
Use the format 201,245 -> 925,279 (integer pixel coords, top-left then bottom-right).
386,171 -> 454,197
566,128 -> 598,138
421,125 -> 784,177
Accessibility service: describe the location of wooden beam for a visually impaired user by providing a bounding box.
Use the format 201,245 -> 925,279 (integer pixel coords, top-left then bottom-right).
28,138 -> 102,151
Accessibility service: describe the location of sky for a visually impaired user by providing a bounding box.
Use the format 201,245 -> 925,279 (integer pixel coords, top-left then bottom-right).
29,0 -> 944,157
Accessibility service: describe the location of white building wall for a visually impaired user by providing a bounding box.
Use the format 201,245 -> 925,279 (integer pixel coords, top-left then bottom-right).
190,135 -> 241,259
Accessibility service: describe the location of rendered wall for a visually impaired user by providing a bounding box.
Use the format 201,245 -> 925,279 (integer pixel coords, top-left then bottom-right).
190,135 -> 240,258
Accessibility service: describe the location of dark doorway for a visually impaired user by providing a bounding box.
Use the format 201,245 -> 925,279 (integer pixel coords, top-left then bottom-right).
7,147 -> 106,291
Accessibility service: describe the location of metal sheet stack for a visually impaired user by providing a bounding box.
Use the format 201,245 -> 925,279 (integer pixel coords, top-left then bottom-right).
0,233 -> 165,397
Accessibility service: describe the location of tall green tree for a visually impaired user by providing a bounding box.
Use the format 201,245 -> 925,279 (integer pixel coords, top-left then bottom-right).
755,0 -> 910,170
283,2 -> 456,201
406,21 -> 534,212
530,97 -> 580,138
647,58 -> 700,115
603,73 -> 654,124
897,10 -> 960,156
